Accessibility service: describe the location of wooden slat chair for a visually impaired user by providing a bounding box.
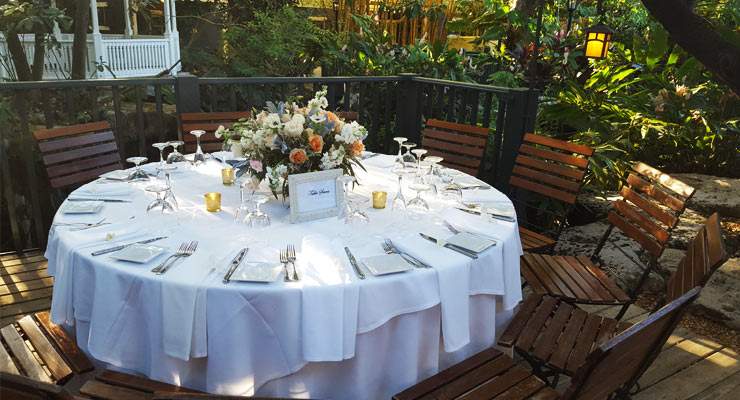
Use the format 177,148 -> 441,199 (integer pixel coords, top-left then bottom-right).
394,288 -> 700,400
420,119 -> 489,178
0,311 -> 93,384
335,111 -> 358,123
499,213 -> 728,382
0,372 -> 78,400
79,370 -> 202,399
153,393 -> 302,399
508,133 -> 594,253
180,112 -> 251,154
520,162 -> 695,319
33,121 -> 123,191
0,249 -> 53,327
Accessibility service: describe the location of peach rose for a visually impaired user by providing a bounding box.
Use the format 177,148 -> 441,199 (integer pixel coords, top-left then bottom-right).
308,134 -> 324,153
289,148 -> 308,164
326,111 -> 339,123
350,140 -> 365,156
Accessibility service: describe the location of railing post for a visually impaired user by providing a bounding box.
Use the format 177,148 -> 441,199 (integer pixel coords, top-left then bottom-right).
394,73 -> 421,148
174,72 -> 201,139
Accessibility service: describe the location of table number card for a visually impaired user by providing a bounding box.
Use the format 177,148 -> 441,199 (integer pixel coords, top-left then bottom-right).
288,169 -> 344,223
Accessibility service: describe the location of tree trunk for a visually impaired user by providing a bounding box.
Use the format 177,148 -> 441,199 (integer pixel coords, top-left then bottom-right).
71,0 -> 90,80
31,29 -> 46,81
641,0 -> 740,94
4,31 -> 32,81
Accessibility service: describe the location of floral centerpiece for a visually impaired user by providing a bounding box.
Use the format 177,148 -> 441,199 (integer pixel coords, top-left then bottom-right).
215,88 -> 368,199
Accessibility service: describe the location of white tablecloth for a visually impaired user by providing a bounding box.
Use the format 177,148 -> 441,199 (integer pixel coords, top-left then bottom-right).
46,154 -> 522,399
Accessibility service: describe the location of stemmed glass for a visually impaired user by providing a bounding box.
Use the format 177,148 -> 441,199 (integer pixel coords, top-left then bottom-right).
391,166 -> 409,210
423,155 -> 443,194
440,167 -> 462,201
162,172 -> 178,210
145,183 -> 176,213
401,142 -> 417,168
250,193 -> 271,227
235,176 -> 256,223
166,140 -> 186,163
407,178 -> 432,213
152,143 -> 169,169
339,175 -> 369,224
189,130 -> 206,165
126,157 -> 149,181
393,137 -> 407,166
411,148 -> 428,175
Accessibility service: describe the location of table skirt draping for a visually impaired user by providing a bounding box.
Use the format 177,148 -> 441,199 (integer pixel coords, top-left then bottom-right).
70,294 -> 513,399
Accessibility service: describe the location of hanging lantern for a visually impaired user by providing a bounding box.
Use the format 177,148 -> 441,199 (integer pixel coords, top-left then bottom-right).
584,23 -> 613,59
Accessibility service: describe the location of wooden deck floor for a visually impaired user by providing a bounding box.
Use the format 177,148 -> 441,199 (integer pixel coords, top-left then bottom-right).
1,250 -> 737,399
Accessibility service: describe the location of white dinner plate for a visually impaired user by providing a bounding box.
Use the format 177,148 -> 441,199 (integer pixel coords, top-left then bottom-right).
361,254 -> 412,276
229,262 -> 283,283
99,170 -> 130,181
110,244 -> 166,263
446,232 -> 496,254
61,201 -> 104,214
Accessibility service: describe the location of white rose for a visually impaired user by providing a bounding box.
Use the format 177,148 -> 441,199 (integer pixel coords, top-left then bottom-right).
264,113 -> 282,129
291,113 -> 306,125
214,125 -> 225,139
281,113 -> 291,123
283,119 -> 304,137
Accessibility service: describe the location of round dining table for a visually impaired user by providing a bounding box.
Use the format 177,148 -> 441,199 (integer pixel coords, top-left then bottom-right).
45,152 -> 523,399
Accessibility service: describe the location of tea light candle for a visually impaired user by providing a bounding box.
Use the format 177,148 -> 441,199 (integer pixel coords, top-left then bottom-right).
372,191 -> 388,209
221,167 -> 235,186
204,192 -> 222,212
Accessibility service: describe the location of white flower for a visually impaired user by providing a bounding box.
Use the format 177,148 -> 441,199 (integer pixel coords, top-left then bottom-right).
320,146 -> 346,170
283,118 -> 304,137
309,112 -> 327,124
319,96 -> 328,109
281,113 -> 291,123
214,125 -> 225,139
291,113 -> 306,125
335,121 -> 365,143
264,113 -> 282,129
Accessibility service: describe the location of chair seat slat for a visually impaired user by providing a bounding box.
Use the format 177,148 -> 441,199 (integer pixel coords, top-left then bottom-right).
519,144 -> 590,169
16,316 -> 72,382
34,312 -> 94,374
50,163 -> 121,189
512,165 -> 581,193
0,340 -> 20,374
38,130 -> 116,154
626,173 -> 685,211
509,176 -> 577,204
46,153 -> 122,179
632,162 -> 695,197
422,137 -> 486,158
33,121 -> 111,141
607,212 -> 663,257
621,186 -> 677,227
0,325 -> 50,382
422,128 -> 488,147
515,154 -> 585,180
523,133 -> 594,156
425,119 -> 489,136
613,200 -> 670,244
42,142 -> 119,166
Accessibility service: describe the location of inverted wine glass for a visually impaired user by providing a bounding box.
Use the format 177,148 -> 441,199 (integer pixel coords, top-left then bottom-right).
407,181 -> 431,213
393,137 -> 407,166
162,172 -> 178,210
126,157 -> 149,181
401,142 -> 417,167
166,140 -> 186,163
338,175 -> 369,224
145,183 -> 175,213
189,130 -> 206,165
411,148 -> 428,175
250,193 -> 271,228
391,166 -> 409,210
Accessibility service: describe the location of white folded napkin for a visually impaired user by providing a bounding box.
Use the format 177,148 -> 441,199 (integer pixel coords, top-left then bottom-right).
75,181 -> 133,197
461,187 -> 508,203
390,233 -> 472,352
361,154 -> 396,169
299,235 -> 360,361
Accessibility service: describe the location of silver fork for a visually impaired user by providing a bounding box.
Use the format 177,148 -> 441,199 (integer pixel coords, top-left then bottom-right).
53,218 -> 106,228
287,244 -> 299,281
443,220 -> 498,243
280,250 -> 291,282
157,241 -> 197,275
382,240 -> 430,269
152,241 -> 189,273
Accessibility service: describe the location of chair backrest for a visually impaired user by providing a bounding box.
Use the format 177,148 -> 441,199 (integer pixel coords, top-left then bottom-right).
562,287 -> 701,400
665,213 -> 728,303
602,162 -> 696,259
421,119 -> 489,177
0,312 -> 93,384
33,121 -> 122,189
0,372 -> 76,400
508,133 -> 594,236
180,111 -> 251,153
336,111 -> 358,123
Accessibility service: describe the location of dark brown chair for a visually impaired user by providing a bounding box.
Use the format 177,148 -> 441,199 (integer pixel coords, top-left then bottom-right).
153,393 -> 300,399
80,369 -> 202,399
33,121 -> 123,190
0,311 -> 93,384
509,133 -> 594,253
0,372 -> 77,400
421,119 -> 489,178
499,213 -> 728,382
335,111 -> 358,123
180,112 -> 251,153
394,287 -> 701,400
521,162 -> 695,319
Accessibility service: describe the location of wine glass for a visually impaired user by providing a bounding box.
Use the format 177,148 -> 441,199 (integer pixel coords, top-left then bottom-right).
393,137 -> 407,166
167,140 -> 186,163
407,180 -> 431,213
250,193 -> 271,227
189,130 -> 206,165
411,148 -> 427,175
391,166 -> 408,210
235,178 -> 256,223
152,143 -> 169,168
162,171 -> 178,210
440,167 -> 462,201
145,183 -> 176,213
126,157 -> 149,181
338,175 -> 369,224
401,142 -> 417,168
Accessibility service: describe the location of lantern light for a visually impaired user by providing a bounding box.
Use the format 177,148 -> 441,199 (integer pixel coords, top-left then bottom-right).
584,23 -> 613,59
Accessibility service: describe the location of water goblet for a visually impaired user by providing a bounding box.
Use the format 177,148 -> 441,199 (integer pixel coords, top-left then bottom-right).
189,130 -> 206,165
235,178 -> 256,223
411,148 -> 428,175
162,172 -> 178,210
391,166 -> 409,210
250,193 -> 271,227
166,140 -> 186,163
393,137 -> 408,166
407,181 -> 431,213
145,183 -> 175,213
401,142 -> 417,168
338,175 -> 369,224
126,156 -> 149,181
152,143 -> 169,168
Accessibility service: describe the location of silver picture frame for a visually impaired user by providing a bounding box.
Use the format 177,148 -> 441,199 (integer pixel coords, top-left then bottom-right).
288,169 -> 344,223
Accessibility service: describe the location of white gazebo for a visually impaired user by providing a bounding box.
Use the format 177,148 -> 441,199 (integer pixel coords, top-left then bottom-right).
0,0 -> 182,80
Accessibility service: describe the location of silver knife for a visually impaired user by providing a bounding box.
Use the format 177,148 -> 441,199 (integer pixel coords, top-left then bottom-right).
344,247 -> 366,280
419,233 -> 478,259
68,198 -> 132,203
460,184 -> 492,190
223,248 -> 249,284
455,207 -> 515,222
91,236 -> 168,256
